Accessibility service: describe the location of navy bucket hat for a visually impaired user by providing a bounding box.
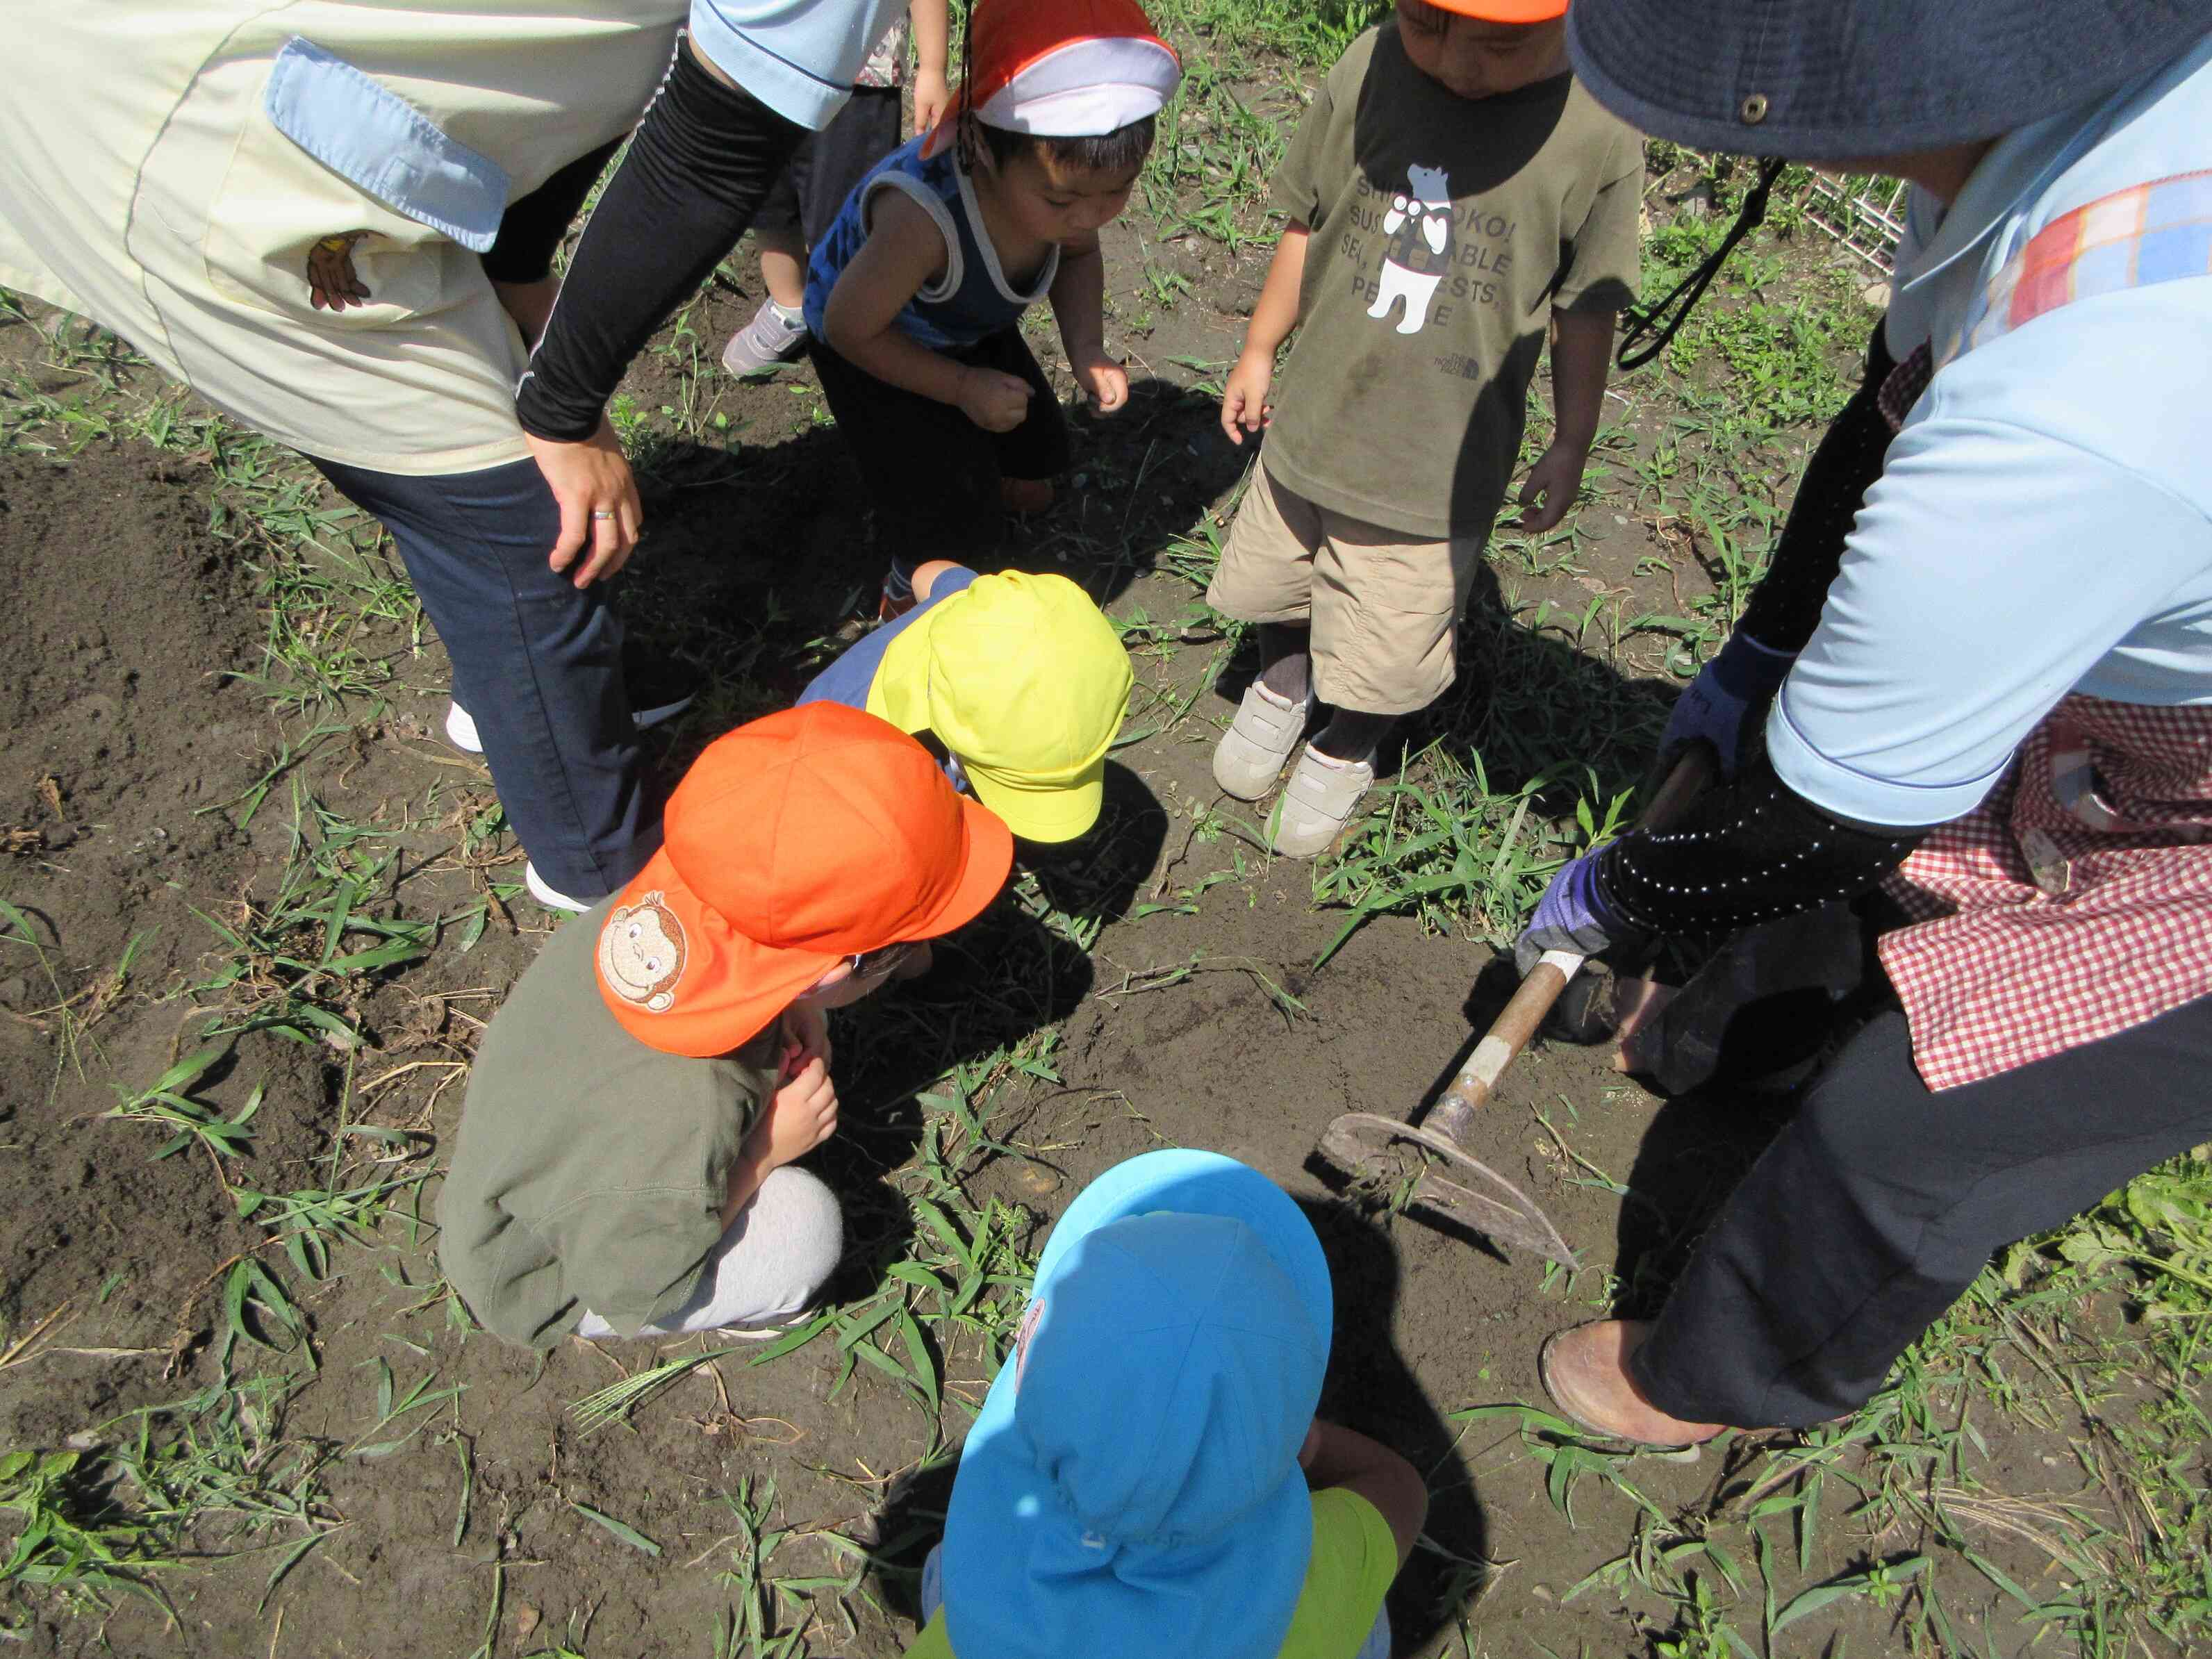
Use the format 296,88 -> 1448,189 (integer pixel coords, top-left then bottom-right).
1567,1 -> 2212,159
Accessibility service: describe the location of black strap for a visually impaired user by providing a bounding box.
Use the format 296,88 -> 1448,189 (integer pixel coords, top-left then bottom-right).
1615,158 -> 1787,372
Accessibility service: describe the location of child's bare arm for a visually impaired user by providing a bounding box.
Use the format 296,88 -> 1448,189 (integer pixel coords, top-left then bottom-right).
1221,224 -> 1308,444
1048,231 -> 1126,412
1549,308 -> 1614,456
1518,307 -> 1615,531
823,192 -> 1032,430
908,0 -> 952,135
722,1053 -> 839,1225
1298,1419 -> 1428,1567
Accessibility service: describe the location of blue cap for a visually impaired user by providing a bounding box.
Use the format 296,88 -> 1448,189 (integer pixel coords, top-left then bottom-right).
941,1150 -> 1332,1659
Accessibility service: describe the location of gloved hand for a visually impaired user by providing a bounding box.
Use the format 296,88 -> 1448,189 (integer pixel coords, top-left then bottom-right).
1662,631 -> 1796,777
1515,849 -> 1632,975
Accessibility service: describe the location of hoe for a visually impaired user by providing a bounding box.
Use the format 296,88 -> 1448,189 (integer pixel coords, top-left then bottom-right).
1317,750 -> 1715,1268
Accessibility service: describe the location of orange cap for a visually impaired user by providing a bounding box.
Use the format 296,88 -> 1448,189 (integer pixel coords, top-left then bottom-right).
922,0 -> 1181,159
595,703 -> 1014,1057
1423,0 -> 1569,19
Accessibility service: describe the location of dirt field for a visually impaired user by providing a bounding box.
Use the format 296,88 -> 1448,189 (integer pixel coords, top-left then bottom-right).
5,25 -> 2209,1659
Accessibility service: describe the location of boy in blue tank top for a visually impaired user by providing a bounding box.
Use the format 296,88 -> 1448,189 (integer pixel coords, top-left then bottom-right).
802,0 -> 1182,620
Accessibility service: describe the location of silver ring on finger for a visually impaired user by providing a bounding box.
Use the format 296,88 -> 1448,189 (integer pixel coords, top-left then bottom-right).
591,509 -> 617,520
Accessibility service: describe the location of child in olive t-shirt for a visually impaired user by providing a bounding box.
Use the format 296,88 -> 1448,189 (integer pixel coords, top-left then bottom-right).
438,704 -> 1012,1348
1207,0 -> 1641,857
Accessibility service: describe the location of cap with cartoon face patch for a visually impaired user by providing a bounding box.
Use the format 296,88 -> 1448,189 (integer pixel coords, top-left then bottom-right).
868,570 -> 1133,843
922,0 -> 1182,159
595,703 -> 1013,1057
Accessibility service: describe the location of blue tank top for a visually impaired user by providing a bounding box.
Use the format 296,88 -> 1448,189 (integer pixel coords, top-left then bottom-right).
803,135 -> 1060,352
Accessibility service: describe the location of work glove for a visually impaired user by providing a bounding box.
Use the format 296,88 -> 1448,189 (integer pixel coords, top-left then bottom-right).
1516,850 -> 1633,975
1662,631 -> 1795,778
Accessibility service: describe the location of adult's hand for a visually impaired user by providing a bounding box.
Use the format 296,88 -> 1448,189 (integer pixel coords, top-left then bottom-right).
1662,630 -> 1796,777
1514,849 -> 1630,975
525,418 -> 642,587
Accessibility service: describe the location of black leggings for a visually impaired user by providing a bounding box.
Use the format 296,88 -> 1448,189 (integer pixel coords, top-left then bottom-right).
808,327 -> 1070,579
1634,992 -> 2212,1427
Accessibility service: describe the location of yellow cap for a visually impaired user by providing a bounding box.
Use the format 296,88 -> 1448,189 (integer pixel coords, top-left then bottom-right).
868,571 -> 1132,842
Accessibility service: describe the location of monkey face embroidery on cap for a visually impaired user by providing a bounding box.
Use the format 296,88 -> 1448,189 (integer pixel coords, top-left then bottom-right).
597,891 -> 688,1014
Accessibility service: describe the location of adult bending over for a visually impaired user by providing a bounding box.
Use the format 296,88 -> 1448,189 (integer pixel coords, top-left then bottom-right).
0,3 -> 695,910
512,0 -> 910,575
1517,0 -> 2212,1444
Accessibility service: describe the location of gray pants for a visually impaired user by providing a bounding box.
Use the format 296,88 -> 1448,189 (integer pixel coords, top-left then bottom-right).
577,1166 -> 841,1338
918,1543 -> 1392,1658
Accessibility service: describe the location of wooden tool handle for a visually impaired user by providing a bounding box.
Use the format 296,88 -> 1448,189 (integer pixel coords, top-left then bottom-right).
1423,950 -> 1580,1144
1421,745 -> 1720,1149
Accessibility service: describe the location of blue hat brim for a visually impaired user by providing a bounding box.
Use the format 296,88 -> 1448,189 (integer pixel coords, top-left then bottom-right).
1567,1 -> 2212,160
941,1151 -> 1332,1659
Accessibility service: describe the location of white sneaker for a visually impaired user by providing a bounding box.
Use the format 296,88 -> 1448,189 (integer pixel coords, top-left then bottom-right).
1212,681 -> 1312,800
445,692 -> 696,757
1269,744 -> 1375,859
719,298 -> 810,379
444,700 -> 484,754
524,861 -> 591,913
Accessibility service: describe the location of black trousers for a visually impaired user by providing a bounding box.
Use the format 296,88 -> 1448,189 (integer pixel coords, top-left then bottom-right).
1634,993 -> 2212,1427
752,87 -> 904,247
808,327 -> 1070,579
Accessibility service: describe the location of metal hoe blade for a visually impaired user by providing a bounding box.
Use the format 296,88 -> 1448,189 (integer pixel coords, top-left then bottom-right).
1319,1111 -> 1578,1269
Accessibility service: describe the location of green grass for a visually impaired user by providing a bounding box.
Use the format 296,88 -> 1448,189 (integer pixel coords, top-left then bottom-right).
6,39 -> 2212,1659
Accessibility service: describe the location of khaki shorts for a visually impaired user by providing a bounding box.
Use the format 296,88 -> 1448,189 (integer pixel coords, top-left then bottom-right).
1205,462 -> 1490,715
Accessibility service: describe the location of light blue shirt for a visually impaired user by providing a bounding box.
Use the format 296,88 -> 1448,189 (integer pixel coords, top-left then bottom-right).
688,0 -> 905,130
1769,29 -> 2212,828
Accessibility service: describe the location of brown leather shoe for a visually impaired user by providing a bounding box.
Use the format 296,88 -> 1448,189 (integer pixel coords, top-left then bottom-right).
1539,1319 -> 1733,1448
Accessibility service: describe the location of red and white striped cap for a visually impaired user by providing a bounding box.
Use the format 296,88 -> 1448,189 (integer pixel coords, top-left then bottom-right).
922,0 -> 1182,160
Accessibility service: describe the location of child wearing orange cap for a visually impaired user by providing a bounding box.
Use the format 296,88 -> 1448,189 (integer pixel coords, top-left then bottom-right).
438,703 -> 1013,1348
1208,0 -> 1642,857
802,0 -> 1182,620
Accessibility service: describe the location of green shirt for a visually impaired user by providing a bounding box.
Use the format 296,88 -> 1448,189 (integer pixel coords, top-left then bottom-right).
900,1489 -> 1398,1659
437,898 -> 780,1348
1262,25 -> 1643,538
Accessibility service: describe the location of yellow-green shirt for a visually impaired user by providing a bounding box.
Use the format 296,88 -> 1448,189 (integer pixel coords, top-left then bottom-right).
902,1489 -> 1398,1659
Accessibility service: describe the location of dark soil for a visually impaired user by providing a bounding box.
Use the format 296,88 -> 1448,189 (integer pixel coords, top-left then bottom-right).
0,224 -> 2085,1659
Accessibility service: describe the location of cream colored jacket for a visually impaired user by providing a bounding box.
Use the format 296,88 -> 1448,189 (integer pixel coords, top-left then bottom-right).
0,2 -> 684,474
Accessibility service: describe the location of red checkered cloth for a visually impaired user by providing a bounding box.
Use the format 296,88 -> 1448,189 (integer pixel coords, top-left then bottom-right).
1879,696 -> 2212,1092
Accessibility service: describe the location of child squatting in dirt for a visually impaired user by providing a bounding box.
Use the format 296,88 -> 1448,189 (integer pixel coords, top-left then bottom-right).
1210,0 -> 1643,855
437,703 -> 1012,1347
898,1148 -> 1428,1659
801,0 -> 1183,620
798,561 -> 1134,843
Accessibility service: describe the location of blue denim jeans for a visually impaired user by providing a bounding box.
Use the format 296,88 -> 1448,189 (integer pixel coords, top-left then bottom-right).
310,456 -> 656,899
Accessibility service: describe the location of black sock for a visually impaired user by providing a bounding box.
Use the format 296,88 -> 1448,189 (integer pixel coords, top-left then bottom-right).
1257,622 -> 1312,704
1311,710 -> 1394,765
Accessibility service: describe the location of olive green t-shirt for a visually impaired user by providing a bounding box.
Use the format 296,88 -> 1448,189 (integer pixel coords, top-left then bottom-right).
437,898 -> 782,1348
1261,24 -> 1643,538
